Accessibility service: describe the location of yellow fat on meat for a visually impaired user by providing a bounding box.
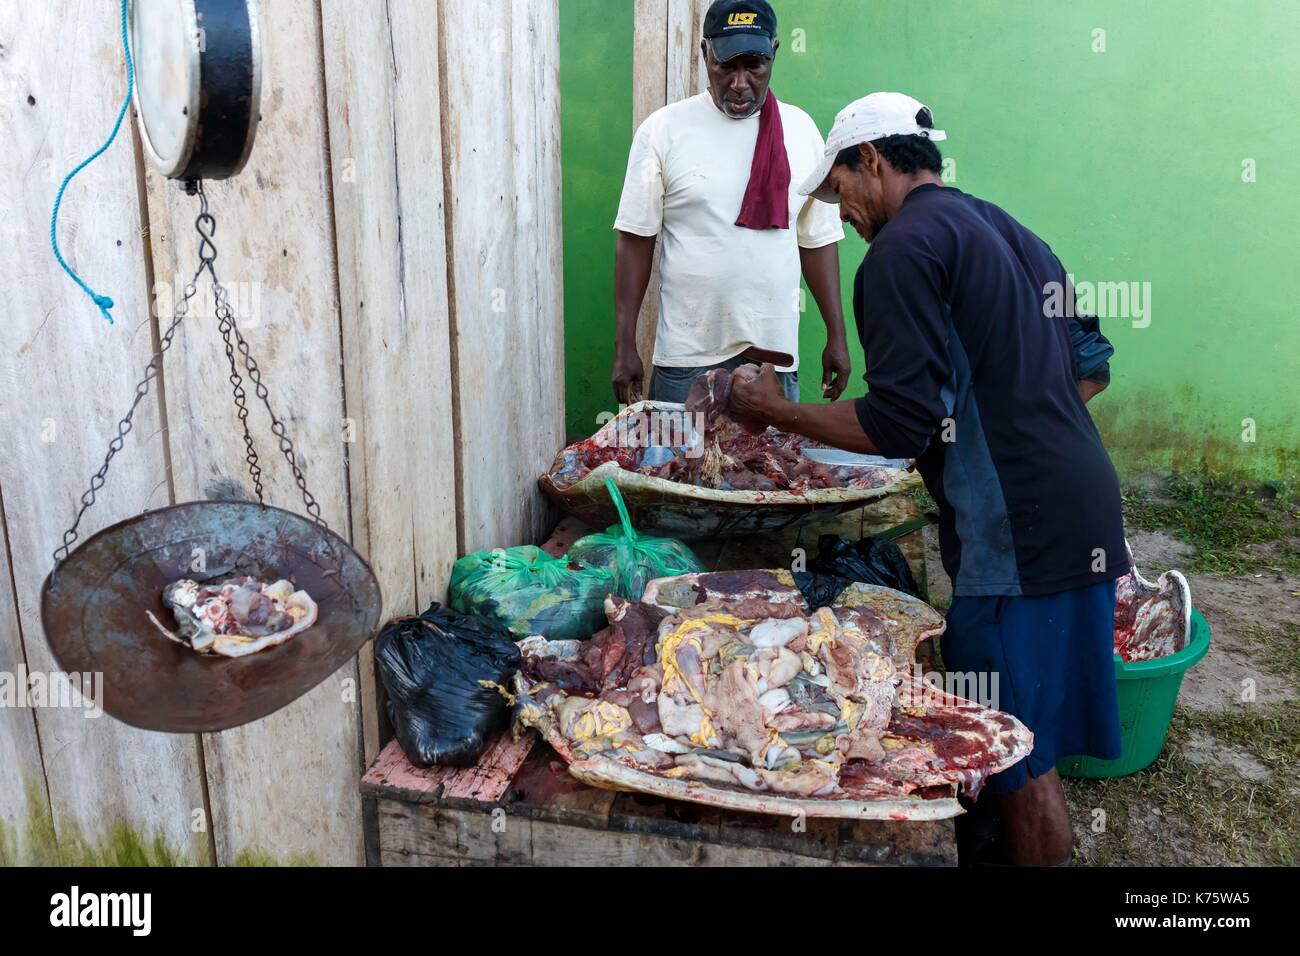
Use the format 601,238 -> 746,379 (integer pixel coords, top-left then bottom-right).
657,613 -> 750,706
806,607 -> 839,654
839,698 -> 864,730
570,700 -> 633,742
657,613 -> 750,749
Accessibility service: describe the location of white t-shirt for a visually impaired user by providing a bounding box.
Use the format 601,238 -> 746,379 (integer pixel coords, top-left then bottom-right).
614,92 -> 844,372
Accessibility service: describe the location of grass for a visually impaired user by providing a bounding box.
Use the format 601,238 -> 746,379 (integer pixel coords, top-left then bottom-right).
1066,701 -> 1300,866
1122,471 -> 1300,574
909,484 -> 937,515
1245,622 -> 1300,685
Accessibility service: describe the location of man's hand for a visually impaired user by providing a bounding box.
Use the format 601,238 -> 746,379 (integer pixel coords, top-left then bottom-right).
799,244 -> 849,401
1078,378 -> 1107,404
729,363 -> 788,431
612,348 -> 645,405
821,335 -> 851,401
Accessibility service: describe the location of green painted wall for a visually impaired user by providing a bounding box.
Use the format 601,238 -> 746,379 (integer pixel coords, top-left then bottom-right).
561,0 -> 1300,478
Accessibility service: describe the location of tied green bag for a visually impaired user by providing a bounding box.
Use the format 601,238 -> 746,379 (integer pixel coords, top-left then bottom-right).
448,545 -> 613,641
567,478 -> 705,601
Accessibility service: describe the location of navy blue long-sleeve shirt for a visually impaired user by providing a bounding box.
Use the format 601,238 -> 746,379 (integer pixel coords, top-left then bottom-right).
852,183 -> 1127,597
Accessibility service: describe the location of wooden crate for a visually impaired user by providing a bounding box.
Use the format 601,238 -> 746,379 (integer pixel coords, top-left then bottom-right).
362,502 -> 954,867
363,735 -> 956,867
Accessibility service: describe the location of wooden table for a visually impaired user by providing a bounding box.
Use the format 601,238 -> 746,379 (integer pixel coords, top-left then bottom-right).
361,498 -> 957,867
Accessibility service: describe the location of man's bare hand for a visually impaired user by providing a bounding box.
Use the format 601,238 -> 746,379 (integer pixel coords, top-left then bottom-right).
1078,378 -> 1107,404
729,363 -> 787,432
821,336 -> 851,401
612,349 -> 644,405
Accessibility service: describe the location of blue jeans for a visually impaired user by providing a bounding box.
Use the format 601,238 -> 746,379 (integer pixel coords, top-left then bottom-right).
649,356 -> 800,404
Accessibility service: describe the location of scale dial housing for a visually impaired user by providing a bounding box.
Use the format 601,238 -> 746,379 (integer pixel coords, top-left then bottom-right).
130,0 -> 262,180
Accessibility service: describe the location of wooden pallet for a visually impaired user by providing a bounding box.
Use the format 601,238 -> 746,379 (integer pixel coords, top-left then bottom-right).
361,503 -> 955,866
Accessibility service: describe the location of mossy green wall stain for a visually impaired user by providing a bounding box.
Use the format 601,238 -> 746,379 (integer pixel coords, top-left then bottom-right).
233,847 -> 320,867
561,0 -> 1300,477
1,776 -> 207,866
0,777 -> 321,866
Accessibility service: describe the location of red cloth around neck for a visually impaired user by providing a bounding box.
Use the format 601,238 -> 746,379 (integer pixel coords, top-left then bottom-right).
735,91 -> 791,230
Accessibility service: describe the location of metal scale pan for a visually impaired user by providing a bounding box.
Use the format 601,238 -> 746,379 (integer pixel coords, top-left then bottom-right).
40,1 -> 383,732
41,502 -> 383,733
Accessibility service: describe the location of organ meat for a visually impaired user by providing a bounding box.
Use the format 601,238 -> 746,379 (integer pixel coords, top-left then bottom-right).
514,584 -> 1033,811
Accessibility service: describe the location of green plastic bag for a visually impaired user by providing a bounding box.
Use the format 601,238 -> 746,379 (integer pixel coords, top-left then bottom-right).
449,545 -> 613,641
567,478 -> 705,601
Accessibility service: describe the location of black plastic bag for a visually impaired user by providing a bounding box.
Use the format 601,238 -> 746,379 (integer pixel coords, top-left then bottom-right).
791,570 -> 854,609
375,602 -> 521,768
794,534 -> 922,609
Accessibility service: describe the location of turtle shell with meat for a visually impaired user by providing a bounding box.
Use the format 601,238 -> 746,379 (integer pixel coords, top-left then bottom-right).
147,576 -> 318,658
513,575 -> 1033,819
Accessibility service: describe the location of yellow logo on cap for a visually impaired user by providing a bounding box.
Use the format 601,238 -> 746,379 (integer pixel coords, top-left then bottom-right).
727,12 -> 758,26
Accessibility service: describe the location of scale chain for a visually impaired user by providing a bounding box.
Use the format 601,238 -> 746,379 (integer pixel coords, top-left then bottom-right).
194,184 -> 328,533
198,200 -> 266,506
52,183 -> 331,566
51,265 -> 204,564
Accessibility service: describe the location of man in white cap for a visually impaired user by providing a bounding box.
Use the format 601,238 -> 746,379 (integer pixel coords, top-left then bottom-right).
610,0 -> 850,407
731,93 -> 1126,866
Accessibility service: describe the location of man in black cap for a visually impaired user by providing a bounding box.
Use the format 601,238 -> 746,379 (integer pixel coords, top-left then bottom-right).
611,0 -> 850,407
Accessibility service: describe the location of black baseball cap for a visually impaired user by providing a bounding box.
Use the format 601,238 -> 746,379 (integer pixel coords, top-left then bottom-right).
703,0 -> 777,62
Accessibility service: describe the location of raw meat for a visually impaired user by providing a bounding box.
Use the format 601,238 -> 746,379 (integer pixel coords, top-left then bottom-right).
548,370 -> 902,495
147,576 -> 317,657
1113,555 -> 1192,663
513,581 -> 1033,815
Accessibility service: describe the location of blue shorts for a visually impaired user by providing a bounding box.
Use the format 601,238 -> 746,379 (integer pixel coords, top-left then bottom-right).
940,579 -> 1122,795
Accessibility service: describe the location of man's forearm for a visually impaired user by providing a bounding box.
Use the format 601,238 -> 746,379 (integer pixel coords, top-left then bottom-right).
614,231 -> 657,352
799,244 -> 846,340
769,397 -> 881,454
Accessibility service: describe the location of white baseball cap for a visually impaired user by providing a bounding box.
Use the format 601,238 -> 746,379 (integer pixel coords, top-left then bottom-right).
798,92 -> 947,203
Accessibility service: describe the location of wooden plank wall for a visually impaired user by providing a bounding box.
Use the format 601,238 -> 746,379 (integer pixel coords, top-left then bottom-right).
439,0 -> 565,553
319,0 -> 460,767
0,0 -> 210,865
146,0 -> 362,867
629,0 -> 709,385
0,0 -> 563,865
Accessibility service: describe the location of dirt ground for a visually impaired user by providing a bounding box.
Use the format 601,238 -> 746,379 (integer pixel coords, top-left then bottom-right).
922,503 -> 1300,867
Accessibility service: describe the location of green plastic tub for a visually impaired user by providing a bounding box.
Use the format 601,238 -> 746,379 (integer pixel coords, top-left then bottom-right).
1058,609 -> 1211,778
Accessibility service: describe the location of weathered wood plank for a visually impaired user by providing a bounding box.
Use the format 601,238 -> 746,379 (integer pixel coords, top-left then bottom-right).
440,731 -> 537,808
0,486 -> 50,864
667,0 -> 708,102
376,799 -> 852,867
837,818 -> 958,867
439,0 -> 566,553
143,0 -> 361,866
0,0 -> 207,864
378,801 -> 531,867
375,793 -> 954,867
319,0 -> 460,768
632,0 -> 670,128
360,734 -> 535,809
631,0 -> 669,380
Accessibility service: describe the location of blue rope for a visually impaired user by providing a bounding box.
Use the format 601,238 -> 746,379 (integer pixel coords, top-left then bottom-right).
49,0 -> 135,324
